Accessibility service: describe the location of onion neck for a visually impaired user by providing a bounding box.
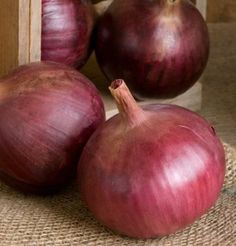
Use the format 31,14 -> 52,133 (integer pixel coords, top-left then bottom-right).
109,80 -> 146,126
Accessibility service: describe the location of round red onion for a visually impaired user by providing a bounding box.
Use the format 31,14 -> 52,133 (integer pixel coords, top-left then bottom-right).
42,0 -> 94,68
78,80 -> 225,238
0,62 -> 105,194
95,0 -> 209,99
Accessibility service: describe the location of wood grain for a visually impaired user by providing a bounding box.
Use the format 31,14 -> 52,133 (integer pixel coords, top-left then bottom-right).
29,0 -> 42,62
18,0 -> 30,66
196,0 -> 207,19
94,0 -> 112,16
207,0 -> 236,22
0,0 -> 41,77
0,1 -> 19,77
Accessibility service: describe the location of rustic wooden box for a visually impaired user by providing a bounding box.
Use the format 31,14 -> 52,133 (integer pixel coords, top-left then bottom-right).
0,0 -> 207,117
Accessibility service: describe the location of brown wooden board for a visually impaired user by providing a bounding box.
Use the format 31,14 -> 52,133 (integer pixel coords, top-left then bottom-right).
0,0 -> 41,77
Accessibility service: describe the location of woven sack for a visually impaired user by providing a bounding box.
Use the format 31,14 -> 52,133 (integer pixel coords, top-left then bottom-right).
0,143 -> 235,246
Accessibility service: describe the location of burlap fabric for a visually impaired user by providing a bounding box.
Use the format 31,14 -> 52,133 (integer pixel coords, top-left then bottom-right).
0,22 -> 236,246
0,143 -> 235,246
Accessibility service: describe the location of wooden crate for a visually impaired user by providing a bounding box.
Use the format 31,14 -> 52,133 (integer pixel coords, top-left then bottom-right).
0,0 -> 41,77
0,0 -> 207,118
207,0 -> 236,22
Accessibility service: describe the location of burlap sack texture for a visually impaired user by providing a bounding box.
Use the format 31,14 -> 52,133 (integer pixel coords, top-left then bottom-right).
0,143 -> 235,246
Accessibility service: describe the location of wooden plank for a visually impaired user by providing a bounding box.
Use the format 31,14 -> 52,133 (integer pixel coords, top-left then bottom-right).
207,0 -> 236,22
196,0 -> 207,19
18,0 -> 30,65
94,0 -> 112,17
0,0 -> 31,77
0,1 -> 20,77
29,0 -> 42,62
0,0 -> 41,77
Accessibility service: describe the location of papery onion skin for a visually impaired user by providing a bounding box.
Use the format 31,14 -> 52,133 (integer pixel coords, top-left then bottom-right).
95,0 -> 209,99
0,62 -> 105,194
78,80 -> 225,238
42,0 -> 94,68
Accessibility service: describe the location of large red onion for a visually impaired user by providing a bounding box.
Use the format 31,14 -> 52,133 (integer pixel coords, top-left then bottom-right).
78,80 -> 225,238
0,62 -> 105,194
95,0 -> 209,99
42,0 -> 94,68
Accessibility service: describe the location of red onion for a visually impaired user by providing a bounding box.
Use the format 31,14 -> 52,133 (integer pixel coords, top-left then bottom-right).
78,80 -> 225,238
42,0 -> 94,68
0,62 -> 105,194
95,0 -> 209,99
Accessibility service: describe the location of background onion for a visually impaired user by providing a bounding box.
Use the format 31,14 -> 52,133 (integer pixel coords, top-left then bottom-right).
42,0 -> 94,68
78,80 -> 225,238
95,0 -> 209,99
0,62 -> 105,194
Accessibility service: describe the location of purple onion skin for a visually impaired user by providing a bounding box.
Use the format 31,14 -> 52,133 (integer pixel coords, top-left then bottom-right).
95,0 -> 209,99
78,81 -> 225,238
42,0 -> 94,69
0,62 -> 105,194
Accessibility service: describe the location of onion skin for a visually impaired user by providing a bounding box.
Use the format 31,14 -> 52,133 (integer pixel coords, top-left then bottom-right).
78,80 -> 225,238
95,0 -> 209,99
42,0 -> 94,68
0,62 -> 105,194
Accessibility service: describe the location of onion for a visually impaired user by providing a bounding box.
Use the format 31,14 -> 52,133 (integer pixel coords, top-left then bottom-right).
0,62 -> 105,194
42,0 -> 94,68
78,80 -> 225,238
95,0 -> 209,99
